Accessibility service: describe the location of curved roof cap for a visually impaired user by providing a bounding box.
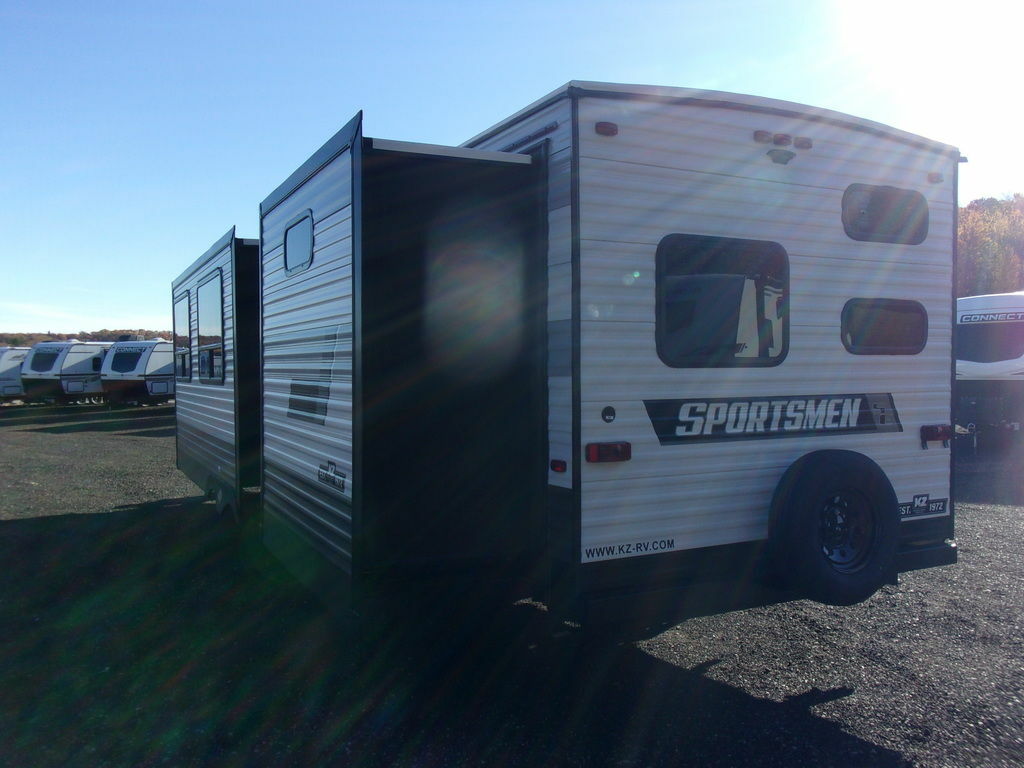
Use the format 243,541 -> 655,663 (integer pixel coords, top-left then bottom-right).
463,80 -> 959,157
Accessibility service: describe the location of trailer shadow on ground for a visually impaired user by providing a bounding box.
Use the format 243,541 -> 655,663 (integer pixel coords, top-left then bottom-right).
0,497 -> 912,768
0,405 -> 176,439
26,415 -> 176,438
0,403 -> 173,426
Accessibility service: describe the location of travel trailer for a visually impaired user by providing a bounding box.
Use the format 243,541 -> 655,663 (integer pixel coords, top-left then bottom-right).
22,341 -> 113,404
239,82 -> 957,631
21,341 -> 75,401
100,339 -> 175,405
20,341 -> 110,403
0,347 -> 29,401
57,342 -> 113,402
956,291 -> 1024,453
171,229 -> 260,517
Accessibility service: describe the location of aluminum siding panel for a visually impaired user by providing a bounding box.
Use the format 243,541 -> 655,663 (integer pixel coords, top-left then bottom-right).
575,97 -> 956,562
261,151 -> 355,571
174,243 -> 238,499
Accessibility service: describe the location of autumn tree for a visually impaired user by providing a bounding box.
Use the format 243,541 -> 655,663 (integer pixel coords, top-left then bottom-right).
958,195 -> 1024,297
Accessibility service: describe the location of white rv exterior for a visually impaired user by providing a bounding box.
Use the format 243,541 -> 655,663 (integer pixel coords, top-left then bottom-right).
251,82 -> 957,629
58,342 -> 113,401
0,347 -> 29,400
172,229 -> 260,515
955,291 -> 1024,450
21,341 -> 77,401
956,292 -> 1024,380
100,339 -> 175,405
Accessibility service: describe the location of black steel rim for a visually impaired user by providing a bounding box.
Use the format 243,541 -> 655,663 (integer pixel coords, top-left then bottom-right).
819,490 -> 874,572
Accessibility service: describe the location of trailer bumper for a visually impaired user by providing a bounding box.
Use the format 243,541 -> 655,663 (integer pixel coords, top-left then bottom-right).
895,539 -> 957,573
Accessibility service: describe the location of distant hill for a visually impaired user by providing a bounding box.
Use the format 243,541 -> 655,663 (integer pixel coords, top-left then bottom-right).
0,330 -> 172,347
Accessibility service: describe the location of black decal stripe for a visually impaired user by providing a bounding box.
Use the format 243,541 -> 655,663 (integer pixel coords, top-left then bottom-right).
645,393 -> 902,445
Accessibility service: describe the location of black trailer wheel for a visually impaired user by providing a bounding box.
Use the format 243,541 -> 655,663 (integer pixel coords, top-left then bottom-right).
769,450 -> 899,606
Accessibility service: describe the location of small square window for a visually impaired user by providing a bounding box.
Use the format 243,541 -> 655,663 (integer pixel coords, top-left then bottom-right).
656,234 -> 789,368
842,299 -> 928,354
284,211 -> 314,274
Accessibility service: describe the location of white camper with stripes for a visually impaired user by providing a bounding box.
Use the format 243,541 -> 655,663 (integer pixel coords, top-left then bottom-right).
21,341 -> 112,404
100,339 -> 175,405
253,82 -> 957,630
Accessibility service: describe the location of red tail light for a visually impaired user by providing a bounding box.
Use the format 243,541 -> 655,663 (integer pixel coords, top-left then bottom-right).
550,459 -> 567,473
585,442 -> 632,463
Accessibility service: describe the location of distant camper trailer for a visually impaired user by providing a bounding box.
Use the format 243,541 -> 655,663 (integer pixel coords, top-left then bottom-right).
100,339 -> 175,405
0,347 -> 29,400
245,81 -> 957,631
956,291 -> 1024,452
21,341 -> 76,401
59,342 -> 113,403
171,229 -> 260,517
21,341 -> 112,403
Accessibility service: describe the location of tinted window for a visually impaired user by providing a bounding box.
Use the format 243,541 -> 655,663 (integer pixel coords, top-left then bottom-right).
111,351 -> 143,373
656,234 -> 788,367
956,321 -> 1024,363
30,351 -> 59,372
842,299 -> 928,354
197,273 -> 224,383
173,294 -> 191,380
842,184 -> 928,245
91,351 -> 105,372
284,212 -> 314,273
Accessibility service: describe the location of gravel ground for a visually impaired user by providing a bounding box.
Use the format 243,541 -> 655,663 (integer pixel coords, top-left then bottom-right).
0,405 -> 1021,767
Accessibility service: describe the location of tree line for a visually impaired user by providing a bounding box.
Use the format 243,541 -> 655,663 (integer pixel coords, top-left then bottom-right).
0,330 -> 171,347
958,194 -> 1024,297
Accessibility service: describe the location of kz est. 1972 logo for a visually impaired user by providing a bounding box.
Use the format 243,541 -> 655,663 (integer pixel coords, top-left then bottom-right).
317,460 -> 347,492
898,494 -> 948,518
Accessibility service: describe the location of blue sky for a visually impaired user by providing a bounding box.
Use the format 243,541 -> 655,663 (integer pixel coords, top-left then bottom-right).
0,0 -> 1018,332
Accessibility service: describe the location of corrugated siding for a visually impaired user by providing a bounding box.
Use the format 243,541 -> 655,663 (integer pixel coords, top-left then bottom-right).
175,244 -> 238,497
468,99 -> 575,487
576,96 -> 956,561
261,151 -> 355,571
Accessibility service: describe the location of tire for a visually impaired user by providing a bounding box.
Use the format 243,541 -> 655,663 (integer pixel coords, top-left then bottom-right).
769,450 -> 899,606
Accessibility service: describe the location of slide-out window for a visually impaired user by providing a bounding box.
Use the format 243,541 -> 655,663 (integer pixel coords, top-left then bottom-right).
842,299 -> 928,354
656,233 -> 789,368
173,294 -> 191,380
284,211 -> 314,274
842,184 -> 928,245
197,272 -> 224,383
